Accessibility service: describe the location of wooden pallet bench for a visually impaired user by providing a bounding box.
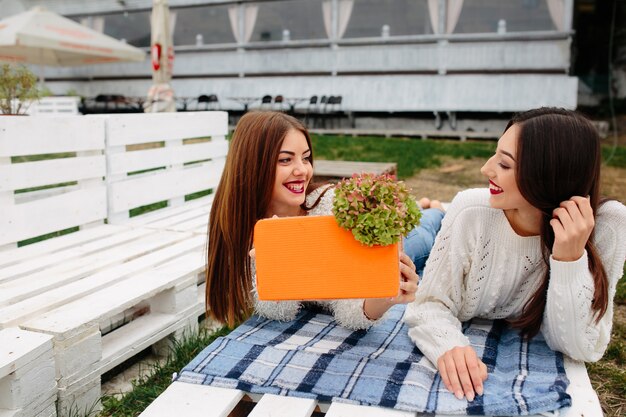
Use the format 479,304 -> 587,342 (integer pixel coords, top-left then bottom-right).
0,112 -> 228,417
138,356 -> 602,417
25,97 -> 81,117
0,328 -> 57,417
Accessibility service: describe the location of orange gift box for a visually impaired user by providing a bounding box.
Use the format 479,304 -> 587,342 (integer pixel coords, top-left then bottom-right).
253,215 -> 399,301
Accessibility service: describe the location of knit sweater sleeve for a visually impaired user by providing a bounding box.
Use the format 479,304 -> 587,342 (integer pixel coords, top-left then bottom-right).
542,200 -> 626,361
404,190 -> 479,366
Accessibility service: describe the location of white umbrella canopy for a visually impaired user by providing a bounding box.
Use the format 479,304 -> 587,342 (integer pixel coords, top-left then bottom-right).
145,0 -> 175,112
0,6 -> 145,66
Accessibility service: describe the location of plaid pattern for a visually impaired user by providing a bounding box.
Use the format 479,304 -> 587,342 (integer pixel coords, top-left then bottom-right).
177,305 -> 571,415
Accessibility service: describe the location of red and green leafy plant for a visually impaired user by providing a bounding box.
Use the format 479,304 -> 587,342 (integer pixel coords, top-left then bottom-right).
333,173 -> 421,246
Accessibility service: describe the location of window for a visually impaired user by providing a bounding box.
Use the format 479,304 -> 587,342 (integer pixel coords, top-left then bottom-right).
174,4 -> 235,45
251,0 -> 326,42
343,0 -> 430,38
103,11 -> 151,47
454,0 -> 555,34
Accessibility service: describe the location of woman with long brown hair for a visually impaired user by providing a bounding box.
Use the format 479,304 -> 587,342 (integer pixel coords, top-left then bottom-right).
206,111 -> 444,328
404,107 -> 626,402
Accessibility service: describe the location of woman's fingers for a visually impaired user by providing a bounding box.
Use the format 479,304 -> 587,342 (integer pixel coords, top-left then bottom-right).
444,353 -> 464,400
437,357 -> 452,392
551,196 -> 595,261
399,252 -> 416,271
437,347 -> 488,401
397,257 -> 419,303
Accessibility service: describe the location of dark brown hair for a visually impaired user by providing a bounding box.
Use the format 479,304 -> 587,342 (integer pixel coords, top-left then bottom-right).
505,107 -> 608,337
206,112 -> 313,326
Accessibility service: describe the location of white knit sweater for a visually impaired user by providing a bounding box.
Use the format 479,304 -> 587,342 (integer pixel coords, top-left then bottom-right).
404,188 -> 626,366
251,185 -> 379,330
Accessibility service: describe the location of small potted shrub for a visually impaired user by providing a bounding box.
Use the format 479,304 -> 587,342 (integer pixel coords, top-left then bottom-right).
0,63 -> 42,115
332,173 -> 421,246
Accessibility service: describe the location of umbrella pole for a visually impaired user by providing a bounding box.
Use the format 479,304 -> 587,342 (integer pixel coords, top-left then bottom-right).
39,65 -> 45,86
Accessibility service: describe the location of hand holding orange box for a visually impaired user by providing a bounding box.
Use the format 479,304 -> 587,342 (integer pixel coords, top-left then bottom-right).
253,215 -> 400,301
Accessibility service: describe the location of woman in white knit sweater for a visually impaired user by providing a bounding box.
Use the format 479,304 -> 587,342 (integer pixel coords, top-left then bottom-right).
206,111 -> 443,328
404,107 -> 626,402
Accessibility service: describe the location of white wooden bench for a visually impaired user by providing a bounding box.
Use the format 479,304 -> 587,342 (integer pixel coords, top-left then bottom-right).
0,328 -> 57,417
103,112 -> 228,308
138,357 -> 602,417
25,97 -> 81,116
0,111 -> 228,417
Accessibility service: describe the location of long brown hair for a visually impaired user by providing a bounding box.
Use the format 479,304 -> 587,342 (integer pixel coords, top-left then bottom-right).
505,107 -> 608,337
206,112 -> 313,326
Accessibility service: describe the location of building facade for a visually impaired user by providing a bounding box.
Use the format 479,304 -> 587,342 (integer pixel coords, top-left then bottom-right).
1,0 -> 580,118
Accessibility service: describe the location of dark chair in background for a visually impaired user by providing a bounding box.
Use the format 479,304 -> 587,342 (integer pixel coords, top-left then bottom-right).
326,95 -> 342,112
273,95 -> 285,111
321,95 -> 344,129
92,94 -> 136,113
197,94 -> 219,110
303,95 -> 318,127
260,95 -> 273,109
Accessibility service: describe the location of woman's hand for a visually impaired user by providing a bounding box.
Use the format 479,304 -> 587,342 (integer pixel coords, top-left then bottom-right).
437,346 -> 488,401
550,196 -> 594,262
363,253 -> 419,320
392,252 -> 419,304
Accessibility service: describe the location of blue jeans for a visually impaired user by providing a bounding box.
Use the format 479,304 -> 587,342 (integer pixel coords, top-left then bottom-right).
403,208 -> 444,276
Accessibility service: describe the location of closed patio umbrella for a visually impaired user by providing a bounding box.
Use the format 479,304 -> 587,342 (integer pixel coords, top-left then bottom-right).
144,0 -> 176,113
0,6 -> 145,66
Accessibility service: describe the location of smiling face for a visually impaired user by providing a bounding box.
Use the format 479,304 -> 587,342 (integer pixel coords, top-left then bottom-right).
266,129 -> 313,217
480,124 -> 535,213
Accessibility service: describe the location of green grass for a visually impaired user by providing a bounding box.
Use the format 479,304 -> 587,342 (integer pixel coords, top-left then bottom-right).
99,325 -> 232,417
310,134 -> 497,178
616,266 -> 626,305
311,135 -> 626,177
602,144 -> 626,168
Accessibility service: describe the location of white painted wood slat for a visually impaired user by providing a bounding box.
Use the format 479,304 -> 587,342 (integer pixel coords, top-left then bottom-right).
108,160 -> 224,214
0,187 -> 107,246
0,116 -> 105,157
164,216 -> 209,234
0,227 -> 149,284
138,382 -> 244,417
561,358 -> 603,416
141,205 -> 211,231
107,141 -> 228,175
0,328 -> 53,378
105,112 -> 228,147
0,155 -> 105,192
0,230 -> 193,307
99,308 -> 197,375
122,195 -> 214,227
0,224 -> 126,269
139,355 -> 599,417
249,394 -> 317,417
22,252 -> 203,337
0,237 -> 205,328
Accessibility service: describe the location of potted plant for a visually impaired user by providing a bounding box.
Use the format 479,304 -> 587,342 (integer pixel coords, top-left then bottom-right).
333,173 -> 421,246
0,63 -> 43,115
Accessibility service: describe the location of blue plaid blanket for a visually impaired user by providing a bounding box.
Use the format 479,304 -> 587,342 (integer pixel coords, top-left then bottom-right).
177,305 -> 571,415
